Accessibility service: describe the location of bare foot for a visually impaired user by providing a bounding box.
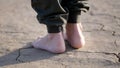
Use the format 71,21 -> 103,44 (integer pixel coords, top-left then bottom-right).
32,32 -> 66,53
62,31 -> 67,40
66,23 -> 85,48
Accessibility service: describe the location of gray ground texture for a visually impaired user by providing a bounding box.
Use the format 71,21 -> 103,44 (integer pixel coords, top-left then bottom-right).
0,0 -> 120,68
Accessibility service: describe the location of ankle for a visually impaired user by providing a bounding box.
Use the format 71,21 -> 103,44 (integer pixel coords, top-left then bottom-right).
66,23 -> 83,30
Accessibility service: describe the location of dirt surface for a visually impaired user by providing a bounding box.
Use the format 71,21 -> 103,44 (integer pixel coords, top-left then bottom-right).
0,0 -> 120,68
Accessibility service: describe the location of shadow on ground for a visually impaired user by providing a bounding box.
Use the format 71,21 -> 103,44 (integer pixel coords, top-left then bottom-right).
0,41 -> 74,67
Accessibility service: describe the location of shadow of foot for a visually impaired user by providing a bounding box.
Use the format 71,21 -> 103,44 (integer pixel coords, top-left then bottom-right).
0,41 -> 74,67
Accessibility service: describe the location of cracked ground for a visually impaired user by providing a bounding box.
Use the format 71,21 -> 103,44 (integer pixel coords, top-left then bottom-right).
0,0 -> 120,68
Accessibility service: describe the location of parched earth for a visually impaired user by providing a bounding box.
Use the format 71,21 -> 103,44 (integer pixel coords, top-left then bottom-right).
0,0 -> 120,68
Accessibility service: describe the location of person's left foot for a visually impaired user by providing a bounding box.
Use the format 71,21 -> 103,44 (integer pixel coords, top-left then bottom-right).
32,32 -> 66,53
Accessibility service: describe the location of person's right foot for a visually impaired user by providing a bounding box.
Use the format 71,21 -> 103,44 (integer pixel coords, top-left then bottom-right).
66,23 -> 85,48
32,32 -> 66,53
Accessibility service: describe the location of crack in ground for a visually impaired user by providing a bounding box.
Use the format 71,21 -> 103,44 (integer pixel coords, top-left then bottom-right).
99,24 -> 105,31
16,47 -> 33,63
118,53 -> 120,62
15,47 -> 120,63
75,51 -> 120,63
114,41 -> 120,62
16,49 -> 23,63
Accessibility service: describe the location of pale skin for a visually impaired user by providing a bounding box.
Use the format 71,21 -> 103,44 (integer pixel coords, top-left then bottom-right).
32,23 -> 85,53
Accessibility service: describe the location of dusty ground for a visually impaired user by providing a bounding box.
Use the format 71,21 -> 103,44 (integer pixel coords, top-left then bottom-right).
0,0 -> 120,68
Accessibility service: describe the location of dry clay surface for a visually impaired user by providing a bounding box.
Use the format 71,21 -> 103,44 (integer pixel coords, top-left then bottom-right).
0,0 -> 120,68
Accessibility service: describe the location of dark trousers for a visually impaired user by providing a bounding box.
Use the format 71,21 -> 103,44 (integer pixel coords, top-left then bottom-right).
31,0 -> 89,33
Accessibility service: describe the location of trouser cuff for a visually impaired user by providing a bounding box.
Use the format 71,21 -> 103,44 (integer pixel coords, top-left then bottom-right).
47,25 -> 63,33
67,12 -> 80,23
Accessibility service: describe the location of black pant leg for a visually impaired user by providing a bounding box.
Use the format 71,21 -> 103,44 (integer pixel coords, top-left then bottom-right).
31,0 -> 67,25
62,0 -> 90,23
31,0 -> 68,33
